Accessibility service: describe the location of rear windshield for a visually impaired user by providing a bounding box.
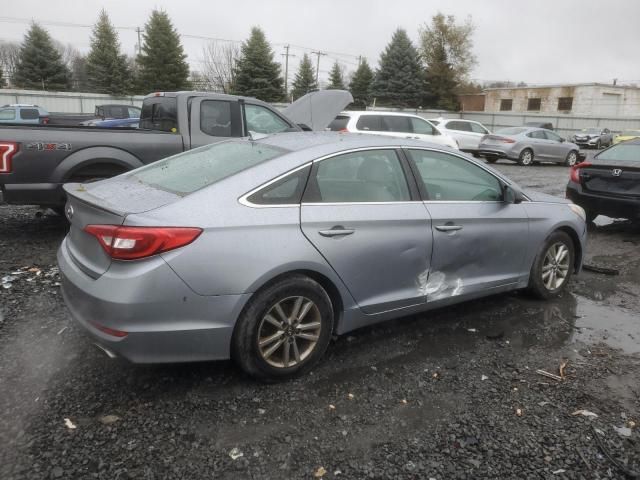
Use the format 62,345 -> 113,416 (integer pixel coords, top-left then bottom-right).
130,141 -> 286,195
596,143 -> 640,162
140,97 -> 178,132
496,127 -> 527,135
328,115 -> 350,131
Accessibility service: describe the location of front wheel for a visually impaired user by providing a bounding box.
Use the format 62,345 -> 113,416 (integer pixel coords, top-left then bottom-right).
518,149 -> 534,166
565,150 -> 578,167
527,231 -> 575,299
595,140 -> 601,149
231,275 -> 334,381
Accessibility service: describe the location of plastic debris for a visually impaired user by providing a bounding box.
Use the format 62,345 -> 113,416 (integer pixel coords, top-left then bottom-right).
552,469 -> 566,474
347,393 -> 354,400
328,404 -> 336,410
627,420 -> 636,429
516,408 -> 523,417
64,418 -> 77,429
467,328 -> 478,333
572,409 -> 598,418
401,399 -> 408,405
583,264 -> 619,276
481,375 -> 489,381
559,360 -> 568,379
57,327 -> 67,335
314,466 -> 327,478
229,447 -> 243,460
257,408 -> 266,415
613,426 -> 632,437
99,415 -> 120,425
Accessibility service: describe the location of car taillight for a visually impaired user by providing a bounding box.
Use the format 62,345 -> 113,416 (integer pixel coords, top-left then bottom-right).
569,162 -> 591,183
41,117 -> 50,125
0,142 -> 18,173
339,128 -> 348,132
496,137 -> 516,144
84,225 -> 202,260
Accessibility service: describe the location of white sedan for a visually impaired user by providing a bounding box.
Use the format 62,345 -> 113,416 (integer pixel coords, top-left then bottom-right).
429,118 -> 491,155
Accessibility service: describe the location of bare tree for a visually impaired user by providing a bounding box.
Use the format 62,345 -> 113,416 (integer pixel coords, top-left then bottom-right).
0,41 -> 21,86
200,41 -> 240,93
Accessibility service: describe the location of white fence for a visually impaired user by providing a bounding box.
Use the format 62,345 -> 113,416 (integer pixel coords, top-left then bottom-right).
0,89 -> 144,113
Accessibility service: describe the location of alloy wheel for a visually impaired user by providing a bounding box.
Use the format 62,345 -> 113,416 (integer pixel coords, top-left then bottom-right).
541,242 -> 570,290
257,296 -> 322,368
566,152 -> 577,166
521,150 -> 533,165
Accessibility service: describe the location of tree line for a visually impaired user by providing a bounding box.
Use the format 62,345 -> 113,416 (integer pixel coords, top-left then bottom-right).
0,10 -> 477,109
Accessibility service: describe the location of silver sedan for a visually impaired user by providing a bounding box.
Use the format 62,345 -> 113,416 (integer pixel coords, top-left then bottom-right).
58,133 -> 587,380
478,127 -> 581,166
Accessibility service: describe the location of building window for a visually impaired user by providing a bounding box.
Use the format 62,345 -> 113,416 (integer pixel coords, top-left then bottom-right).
499,99 -> 513,111
557,97 -> 573,111
527,98 -> 541,111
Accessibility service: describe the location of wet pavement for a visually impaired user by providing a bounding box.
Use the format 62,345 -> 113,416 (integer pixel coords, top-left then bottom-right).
1,149 -> 639,479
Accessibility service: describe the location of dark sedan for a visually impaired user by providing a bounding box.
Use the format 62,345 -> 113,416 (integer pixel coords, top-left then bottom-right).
566,139 -> 640,222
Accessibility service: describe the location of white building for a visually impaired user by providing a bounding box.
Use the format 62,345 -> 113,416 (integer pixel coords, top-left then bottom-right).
483,83 -> 640,117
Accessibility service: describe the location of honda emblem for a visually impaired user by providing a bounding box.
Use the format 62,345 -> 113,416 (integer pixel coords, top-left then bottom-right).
612,169 -> 622,176
65,204 -> 74,221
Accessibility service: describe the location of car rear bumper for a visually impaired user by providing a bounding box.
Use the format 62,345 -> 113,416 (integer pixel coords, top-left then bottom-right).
477,146 -> 518,160
566,182 -> 640,219
0,182 -> 65,206
57,237 -> 251,363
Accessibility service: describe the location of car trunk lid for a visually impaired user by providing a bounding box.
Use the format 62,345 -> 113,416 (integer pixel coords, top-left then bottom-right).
579,164 -> 640,197
63,179 -> 182,278
282,90 -> 353,131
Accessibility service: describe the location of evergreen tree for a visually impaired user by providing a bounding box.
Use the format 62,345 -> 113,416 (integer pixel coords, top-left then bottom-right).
290,54 -> 317,100
372,29 -> 424,107
70,55 -> 89,92
0,64 -> 5,87
327,61 -> 345,90
232,27 -> 283,101
423,41 -> 458,110
13,23 -> 71,91
136,10 -> 189,93
86,10 -> 131,95
349,59 -> 374,108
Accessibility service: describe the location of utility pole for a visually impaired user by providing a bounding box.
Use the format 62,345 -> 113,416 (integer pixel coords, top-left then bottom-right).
311,50 -> 327,86
281,45 -> 295,96
136,27 -> 142,56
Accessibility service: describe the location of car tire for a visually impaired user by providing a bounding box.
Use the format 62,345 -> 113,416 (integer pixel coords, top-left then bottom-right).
526,231 -> 575,300
565,150 -> 578,167
518,149 -> 534,166
231,274 -> 334,382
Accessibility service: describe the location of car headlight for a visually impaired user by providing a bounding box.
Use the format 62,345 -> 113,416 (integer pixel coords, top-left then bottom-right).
569,203 -> 586,221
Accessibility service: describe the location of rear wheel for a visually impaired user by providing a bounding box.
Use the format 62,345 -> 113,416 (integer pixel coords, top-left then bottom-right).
565,150 -> 578,167
231,275 -> 334,381
527,231 -> 575,299
518,149 -> 534,166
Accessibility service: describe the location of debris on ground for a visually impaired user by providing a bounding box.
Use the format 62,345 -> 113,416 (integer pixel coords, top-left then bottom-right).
583,264 -> 620,276
98,415 -> 121,425
559,359 -> 569,379
515,408 -> 523,417
63,418 -> 77,430
314,466 -> 327,478
613,426 -> 632,437
536,369 -> 563,381
228,447 -> 243,460
347,393 -> 354,400
572,410 -> 598,418
481,375 -> 489,381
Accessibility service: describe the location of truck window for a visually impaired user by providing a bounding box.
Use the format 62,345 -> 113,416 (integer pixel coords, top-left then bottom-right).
140,97 -> 178,132
128,106 -> 141,118
245,104 -> 291,134
200,100 -> 232,137
109,106 -> 127,118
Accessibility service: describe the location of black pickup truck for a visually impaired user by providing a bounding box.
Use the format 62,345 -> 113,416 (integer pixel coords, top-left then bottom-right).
0,90 -> 351,210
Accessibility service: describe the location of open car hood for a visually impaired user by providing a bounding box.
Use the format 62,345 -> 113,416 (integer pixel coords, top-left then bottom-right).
282,90 -> 353,131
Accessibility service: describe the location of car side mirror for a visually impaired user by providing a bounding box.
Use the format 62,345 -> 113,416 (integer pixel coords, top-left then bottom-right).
503,185 -> 524,204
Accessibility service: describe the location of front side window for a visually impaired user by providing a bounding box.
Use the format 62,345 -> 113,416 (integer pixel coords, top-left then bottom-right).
0,108 -> 16,120
19,108 -> 39,120
411,117 -> 437,135
200,100 -> 232,137
131,141 -> 286,195
306,150 -> 410,203
128,106 -> 141,118
245,104 -> 291,134
408,149 -> 502,202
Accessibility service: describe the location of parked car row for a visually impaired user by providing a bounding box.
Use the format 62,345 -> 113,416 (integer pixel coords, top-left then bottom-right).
0,103 -> 140,127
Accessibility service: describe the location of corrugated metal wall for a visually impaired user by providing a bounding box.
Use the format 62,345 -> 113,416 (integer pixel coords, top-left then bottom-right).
0,89 -> 144,113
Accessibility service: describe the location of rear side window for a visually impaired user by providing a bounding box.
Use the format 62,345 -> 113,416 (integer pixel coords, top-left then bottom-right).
355,115 -> 382,131
109,106 -> 127,118
246,166 -> 311,205
527,130 -> 546,139
0,108 -> 16,120
544,131 -> 562,142
408,149 -> 502,202
19,108 -> 39,120
305,150 -> 410,203
470,122 -> 488,134
245,104 -> 291,134
382,116 -> 412,133
446,121 -> 472,132
200,100 -> 232,137
328,115 -> 350,131
131,141 -> 286,195
140,97 -> 178,132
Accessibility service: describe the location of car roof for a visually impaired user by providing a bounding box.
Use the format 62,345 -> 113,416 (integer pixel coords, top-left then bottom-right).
338,110 -> 423,118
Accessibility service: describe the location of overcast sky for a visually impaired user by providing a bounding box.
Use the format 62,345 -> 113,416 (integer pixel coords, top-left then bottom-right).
1,0 -> 639,86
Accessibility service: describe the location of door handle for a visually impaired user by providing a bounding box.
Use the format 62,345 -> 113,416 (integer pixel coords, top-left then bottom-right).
319,226 -> 355,237
435,225 -> 463,232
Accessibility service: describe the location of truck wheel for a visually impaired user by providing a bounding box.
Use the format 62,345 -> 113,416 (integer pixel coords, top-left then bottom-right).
231,274 -> 334,382
518,149 -> 534,166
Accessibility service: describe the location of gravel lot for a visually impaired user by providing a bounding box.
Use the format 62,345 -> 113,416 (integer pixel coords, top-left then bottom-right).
1,150 -> 639,479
